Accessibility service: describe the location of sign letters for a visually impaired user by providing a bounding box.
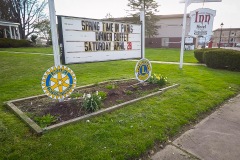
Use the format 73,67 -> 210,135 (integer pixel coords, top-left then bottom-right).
189,8 -> 216,37
58,16 -> 141,64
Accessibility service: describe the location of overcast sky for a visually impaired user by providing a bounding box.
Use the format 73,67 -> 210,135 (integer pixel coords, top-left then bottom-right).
54,0 -> 240,30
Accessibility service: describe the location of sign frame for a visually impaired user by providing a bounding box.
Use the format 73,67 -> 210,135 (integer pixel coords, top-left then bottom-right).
188,8 -> 216,37
57,15 -> 142,64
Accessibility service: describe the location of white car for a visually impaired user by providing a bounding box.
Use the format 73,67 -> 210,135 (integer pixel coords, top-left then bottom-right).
236,43 -> 240,47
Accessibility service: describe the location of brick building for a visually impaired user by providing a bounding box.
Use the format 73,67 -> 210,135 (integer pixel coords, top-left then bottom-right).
212,28 -> 240,47
145,14 -> 194,48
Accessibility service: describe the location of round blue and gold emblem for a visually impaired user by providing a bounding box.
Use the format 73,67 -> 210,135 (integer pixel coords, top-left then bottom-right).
135,58 -> 152,82
41,65 -> 76,99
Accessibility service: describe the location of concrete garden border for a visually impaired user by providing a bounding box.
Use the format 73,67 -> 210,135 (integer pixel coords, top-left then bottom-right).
5,80 -> 179,135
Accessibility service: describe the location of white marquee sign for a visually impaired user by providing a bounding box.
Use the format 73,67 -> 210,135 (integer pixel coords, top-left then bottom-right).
189,8 -> 216,37
58,16 -> 141,64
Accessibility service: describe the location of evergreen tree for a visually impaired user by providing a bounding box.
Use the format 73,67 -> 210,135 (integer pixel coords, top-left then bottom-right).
126,0 -> 160,38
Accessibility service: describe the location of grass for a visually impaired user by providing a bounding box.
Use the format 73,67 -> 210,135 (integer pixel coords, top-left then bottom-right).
0,47 -> 53,54
145,48 -> 198,63
1,47 -> 240,159
0,47 -> 198,63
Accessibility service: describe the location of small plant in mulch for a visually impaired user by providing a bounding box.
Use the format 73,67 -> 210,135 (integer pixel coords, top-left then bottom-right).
147,73 -> 167,86
34,113 -> 58,128
105,83 -> 117,90
125,90 -> 133,95
82,91 -> 102,112
70,92 -> 83,99
98,91 -> 107,100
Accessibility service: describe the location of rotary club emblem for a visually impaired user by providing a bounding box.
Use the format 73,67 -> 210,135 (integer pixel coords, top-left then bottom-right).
41,65 -> 76,99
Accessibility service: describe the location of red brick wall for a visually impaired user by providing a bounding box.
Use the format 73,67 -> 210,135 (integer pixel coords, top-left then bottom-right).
145,38 -> 162,48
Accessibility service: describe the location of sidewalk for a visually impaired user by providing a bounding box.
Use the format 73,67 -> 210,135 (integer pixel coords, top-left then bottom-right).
151,94 -> 240,160
130,60 -> 205,66
0,50 -> 53,56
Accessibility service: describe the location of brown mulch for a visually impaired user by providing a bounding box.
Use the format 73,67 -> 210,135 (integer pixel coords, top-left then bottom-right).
14,79 -> 161,126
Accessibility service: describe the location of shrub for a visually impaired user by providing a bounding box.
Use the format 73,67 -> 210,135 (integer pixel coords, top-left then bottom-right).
203,49 -> 240,71
194,48 -> 221,63
147,73 -> 167,86
0,38 -> 31,48
194,49 -> 205,63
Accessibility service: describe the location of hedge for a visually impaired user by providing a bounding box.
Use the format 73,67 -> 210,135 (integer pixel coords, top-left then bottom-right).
194,48 -> 221,63
194,49 -> 205,63
0,38 -> 31,48
203,49 -> 240,71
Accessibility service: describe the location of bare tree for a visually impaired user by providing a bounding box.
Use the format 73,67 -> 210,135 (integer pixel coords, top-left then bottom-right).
33,18 -> 51,44
0,0 -> 15,21
0,0 -> 47,39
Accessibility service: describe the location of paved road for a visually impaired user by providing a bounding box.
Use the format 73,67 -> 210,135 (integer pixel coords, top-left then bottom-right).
151,94 -> 240,160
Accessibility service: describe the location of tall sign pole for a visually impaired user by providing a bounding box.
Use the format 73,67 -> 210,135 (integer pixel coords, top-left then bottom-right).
179,0 -> 222,69
180,0 -> 190,69
140,3 -> 145,59
48,0 -> 61,66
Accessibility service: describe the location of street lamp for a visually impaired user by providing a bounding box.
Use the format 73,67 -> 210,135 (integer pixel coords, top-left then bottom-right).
218,22 -> 224,48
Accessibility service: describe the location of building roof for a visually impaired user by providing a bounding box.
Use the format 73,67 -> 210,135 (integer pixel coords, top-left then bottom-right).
103,14 -> 190,23
213,28 -> 240,32
156,14 -> 190,19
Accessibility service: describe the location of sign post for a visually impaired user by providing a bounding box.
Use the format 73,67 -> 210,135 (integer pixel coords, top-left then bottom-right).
48,0 -> 61,66
140,3 -> 145,59
179,0 -> 190,69
179,0 -> 222,69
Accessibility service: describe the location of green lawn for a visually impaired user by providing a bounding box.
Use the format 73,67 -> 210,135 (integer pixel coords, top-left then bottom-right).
0,47 -> 198,63
0,47 -> 53,54
1,48 -> 240,159
145,48 -> 198,63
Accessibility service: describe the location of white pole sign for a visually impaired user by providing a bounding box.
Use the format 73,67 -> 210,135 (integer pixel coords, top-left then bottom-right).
179,0 -> 221,69
189,8 -> 216,37
58,16 -> 141,64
